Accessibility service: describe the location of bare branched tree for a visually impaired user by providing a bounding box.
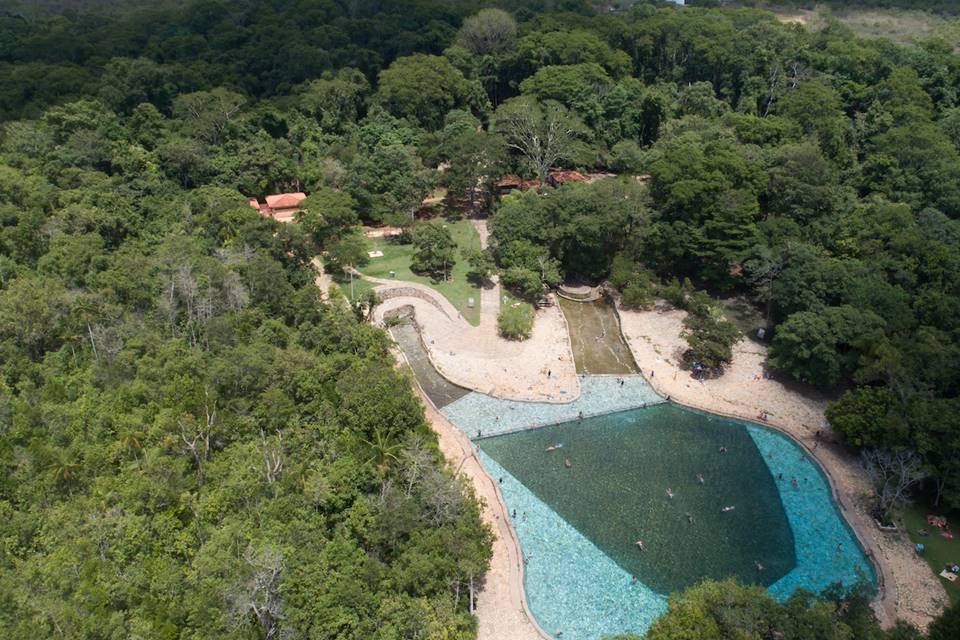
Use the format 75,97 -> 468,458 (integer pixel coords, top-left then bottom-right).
228,546 -> 292,640
457,8 -> 517,55
260,429 -> 284,484
861,448 -> 926,522
493,98 -> 584,187
400,434 -> 434,497
421,469 -> 465,527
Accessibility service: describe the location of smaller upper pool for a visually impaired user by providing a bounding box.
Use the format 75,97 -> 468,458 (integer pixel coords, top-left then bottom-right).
559,297 -> 638,375
390,321 -> 470,409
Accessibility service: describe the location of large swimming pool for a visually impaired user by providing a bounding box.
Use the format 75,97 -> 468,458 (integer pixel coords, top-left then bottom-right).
439,386 -> 875,639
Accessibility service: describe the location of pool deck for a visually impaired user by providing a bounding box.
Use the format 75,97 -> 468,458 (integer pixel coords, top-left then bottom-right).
615,302 -> 947,630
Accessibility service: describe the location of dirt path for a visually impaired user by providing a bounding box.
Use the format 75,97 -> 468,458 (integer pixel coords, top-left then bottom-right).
616,303 -> 947,630
311,257 -> 332,300
470,218 -> 503,332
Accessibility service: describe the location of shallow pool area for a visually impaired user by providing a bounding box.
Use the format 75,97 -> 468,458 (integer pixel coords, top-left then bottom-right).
441,375 -> 663,438
558,297 -> 638,374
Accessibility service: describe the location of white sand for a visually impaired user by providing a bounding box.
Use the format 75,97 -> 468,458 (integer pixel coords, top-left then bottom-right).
617,302 -> 948,630
369,219 -> 579,403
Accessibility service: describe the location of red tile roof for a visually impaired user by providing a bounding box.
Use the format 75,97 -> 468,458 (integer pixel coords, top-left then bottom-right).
265,192 -> 306,209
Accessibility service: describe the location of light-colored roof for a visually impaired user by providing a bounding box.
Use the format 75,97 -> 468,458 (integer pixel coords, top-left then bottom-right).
248,197 -> 260,209
265,192 -> 306,209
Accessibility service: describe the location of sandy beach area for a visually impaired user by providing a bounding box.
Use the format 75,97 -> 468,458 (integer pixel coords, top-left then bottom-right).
616,302 -> 947,630
399,352 -> 547,640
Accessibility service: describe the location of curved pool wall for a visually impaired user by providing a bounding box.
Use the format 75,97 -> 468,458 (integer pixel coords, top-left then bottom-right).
747,424 -> 875,598
438,380 -> 875,639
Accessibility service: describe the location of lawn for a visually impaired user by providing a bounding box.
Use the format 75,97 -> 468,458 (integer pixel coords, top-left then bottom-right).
903,503 -> 960,604
360,219 -> 483,326
330,271 -> 374,304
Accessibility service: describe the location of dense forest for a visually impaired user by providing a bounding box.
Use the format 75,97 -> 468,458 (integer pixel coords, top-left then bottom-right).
2,0 -> 960,637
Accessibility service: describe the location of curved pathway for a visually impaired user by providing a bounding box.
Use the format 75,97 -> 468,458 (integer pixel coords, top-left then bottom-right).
615,302 -> 947,631
395,348 -> 547,640
366,220 -> 579,403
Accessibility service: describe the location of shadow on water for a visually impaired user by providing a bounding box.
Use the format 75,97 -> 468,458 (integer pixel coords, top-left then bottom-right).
478,404 -> 795,593
390,321 -> 471,409
558,296 -> 638,375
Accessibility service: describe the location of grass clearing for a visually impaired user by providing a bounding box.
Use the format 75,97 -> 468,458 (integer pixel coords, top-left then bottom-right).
766,4 -> 960,51
360,219 -> 483,326
331,271 -> 375,304
902,503 -> 960,604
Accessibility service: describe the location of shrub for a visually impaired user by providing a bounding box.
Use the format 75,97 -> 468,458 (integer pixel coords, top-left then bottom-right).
498,303 -> 532,340
609,139 -> 645,173
608,252 -> 637,290
500,266 -> 543,301
621,280 -> 654,309
681,315 -> 741,374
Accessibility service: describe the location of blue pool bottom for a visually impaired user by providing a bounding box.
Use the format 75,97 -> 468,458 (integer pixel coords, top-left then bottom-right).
442,375 -> 664,439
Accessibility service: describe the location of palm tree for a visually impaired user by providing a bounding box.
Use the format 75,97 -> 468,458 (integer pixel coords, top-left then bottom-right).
361,428 -> 402,473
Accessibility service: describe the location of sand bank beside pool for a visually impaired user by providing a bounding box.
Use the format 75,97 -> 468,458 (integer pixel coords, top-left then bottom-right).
616,302 -> 947,630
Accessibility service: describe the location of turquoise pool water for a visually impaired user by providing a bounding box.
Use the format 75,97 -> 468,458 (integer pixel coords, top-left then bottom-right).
441,375 -> 663,438
445,385 -> 874,640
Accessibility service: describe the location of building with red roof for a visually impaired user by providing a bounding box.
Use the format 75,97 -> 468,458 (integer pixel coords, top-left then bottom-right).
248,192 -> 307,223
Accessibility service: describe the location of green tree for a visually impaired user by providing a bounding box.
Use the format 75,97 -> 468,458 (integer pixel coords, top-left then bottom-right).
826,387 -> 904,449
296,187 -> 360,248
769,306 -> 886,388
681,315 -> 742,375
373,54 -> 485,131
411,221 -> 457,280
299,68 -> 369,132
646,579 -> 852,640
